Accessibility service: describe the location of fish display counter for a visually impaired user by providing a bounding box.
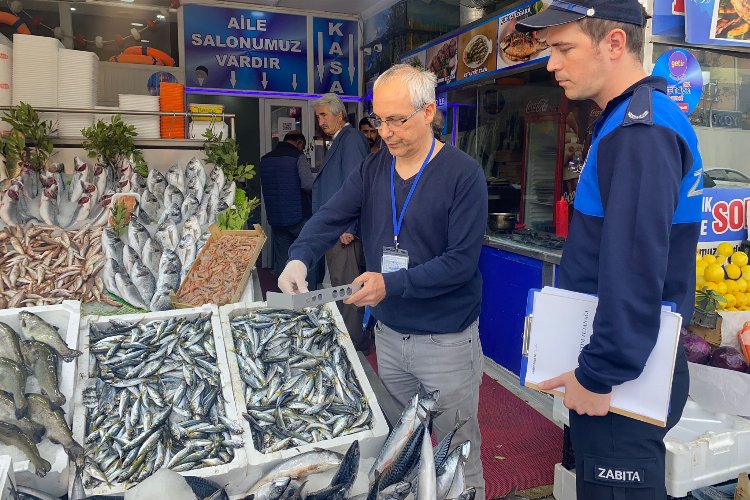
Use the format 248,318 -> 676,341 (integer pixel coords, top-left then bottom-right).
0,301 -> 82,497
219,301 -> 389,496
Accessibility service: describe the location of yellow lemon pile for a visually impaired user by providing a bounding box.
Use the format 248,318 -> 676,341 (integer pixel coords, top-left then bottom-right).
697,243 -> 750,311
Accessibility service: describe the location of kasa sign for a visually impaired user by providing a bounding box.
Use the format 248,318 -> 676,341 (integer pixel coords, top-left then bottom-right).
700,188 -> 750,243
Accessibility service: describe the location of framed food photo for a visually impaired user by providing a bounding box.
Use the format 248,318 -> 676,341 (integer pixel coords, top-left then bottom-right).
497,1 -> 551,71
457,18 -> 498,82
426,37 -> 458,86
710,0 -> 750,45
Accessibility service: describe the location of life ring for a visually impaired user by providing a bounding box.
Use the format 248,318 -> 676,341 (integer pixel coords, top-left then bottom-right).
123,46 -> 175,67
109,54 -> 164,66
0,12 -> 31,35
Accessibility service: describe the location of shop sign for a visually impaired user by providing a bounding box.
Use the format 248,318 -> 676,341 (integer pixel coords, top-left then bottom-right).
312,17 -> 359,95
699,187 -> 750,243
525,96 -> 557,114
652,48 -> 703,115
183,4 -> 308,93
399,0 -> 550,90
653,0 -> 685,37
685,0 -> 750,48
709,110 -> 743,128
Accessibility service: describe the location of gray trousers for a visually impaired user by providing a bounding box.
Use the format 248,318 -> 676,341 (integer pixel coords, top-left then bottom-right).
325,240 -> 367,350
374,320 -> 485,500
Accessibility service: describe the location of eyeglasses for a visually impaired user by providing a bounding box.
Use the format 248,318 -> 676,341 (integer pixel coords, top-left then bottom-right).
368,105 -> 424,130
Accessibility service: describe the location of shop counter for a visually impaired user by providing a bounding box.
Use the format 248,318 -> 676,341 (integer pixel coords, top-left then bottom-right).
479,235 -> 562,376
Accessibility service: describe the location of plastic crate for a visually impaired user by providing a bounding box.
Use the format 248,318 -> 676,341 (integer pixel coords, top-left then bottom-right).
71,305 -> 248,497
0,301 -> 81,497
218,301 -> 389,497
665,399 -> 750,497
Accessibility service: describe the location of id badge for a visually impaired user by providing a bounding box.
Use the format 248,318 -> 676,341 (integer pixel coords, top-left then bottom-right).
381,246 -> 409,273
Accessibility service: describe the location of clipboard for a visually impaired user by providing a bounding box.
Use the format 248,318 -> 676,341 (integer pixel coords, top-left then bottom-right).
520,286 -> 682,427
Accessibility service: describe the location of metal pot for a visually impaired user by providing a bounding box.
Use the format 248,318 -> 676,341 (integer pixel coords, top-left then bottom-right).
488,212 -> 517,231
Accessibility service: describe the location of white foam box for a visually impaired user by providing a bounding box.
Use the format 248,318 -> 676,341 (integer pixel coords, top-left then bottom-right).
218,301 -> 389,497
665,399 -> 750,497
0,456 -> 15,500
70,304 -> 249,497
553,463 -> 577,500
0,300 -> 81,497
553,396 -> 569,427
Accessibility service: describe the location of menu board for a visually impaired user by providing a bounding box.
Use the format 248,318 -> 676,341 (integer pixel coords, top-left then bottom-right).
400,0 -> 552,89
458,19 -> 498,81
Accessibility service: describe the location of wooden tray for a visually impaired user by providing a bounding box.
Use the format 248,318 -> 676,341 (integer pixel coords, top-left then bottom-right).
170,223 -> 266,308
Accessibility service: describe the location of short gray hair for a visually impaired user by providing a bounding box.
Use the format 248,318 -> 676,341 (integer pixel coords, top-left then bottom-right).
312,93 -> 346,119
374,64 -> 437,109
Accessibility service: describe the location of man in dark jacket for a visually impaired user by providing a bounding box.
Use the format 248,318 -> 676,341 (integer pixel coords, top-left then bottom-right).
259,131 -> 315,279
310,93 -> 371,352
517,2 -> 703,499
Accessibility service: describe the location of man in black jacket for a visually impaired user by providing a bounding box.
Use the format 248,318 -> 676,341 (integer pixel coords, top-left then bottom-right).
259,131 -> 315,279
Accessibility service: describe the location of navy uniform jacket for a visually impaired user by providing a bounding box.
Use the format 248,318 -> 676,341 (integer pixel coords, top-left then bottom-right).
558,76 -> 703,394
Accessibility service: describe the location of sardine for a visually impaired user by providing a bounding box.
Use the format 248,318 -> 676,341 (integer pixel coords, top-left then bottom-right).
18,310 -> 81,362
22,340 -> 65,408
26,393 -> 84,461
0,422 -> 51,477
0,357 -> 28,417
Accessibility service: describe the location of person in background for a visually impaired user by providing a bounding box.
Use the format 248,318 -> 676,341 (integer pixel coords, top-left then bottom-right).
359,116 -> 382,154
259,131 -> 316,280
516,2 -> 703,499
311,93 -> 371,352
432,107 -> 445,140
278,64 -> 487,499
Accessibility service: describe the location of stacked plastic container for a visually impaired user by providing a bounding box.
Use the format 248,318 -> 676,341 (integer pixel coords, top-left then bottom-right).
118,93 -> 159,138
159,81 -> 185,139
12,34 -> 62,135
57,49 -> 98,138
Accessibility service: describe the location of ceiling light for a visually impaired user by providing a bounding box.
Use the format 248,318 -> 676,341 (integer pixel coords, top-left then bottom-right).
156,14 -> 165,20
141,40 -> 150,43
131,22 -> 144,27
70,7 -> 76,11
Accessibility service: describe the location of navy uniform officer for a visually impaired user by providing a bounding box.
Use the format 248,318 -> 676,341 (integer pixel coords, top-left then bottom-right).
517,2 -> 702,499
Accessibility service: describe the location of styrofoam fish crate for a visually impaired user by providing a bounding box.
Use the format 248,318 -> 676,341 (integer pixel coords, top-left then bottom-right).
665,399 -> 750,497
70,304 -> 249,497
0,456 -> 16,500
0,300 -> 80,497
218,301 -> 389,497
553,396 -> 569,427
553,462 -> 577,500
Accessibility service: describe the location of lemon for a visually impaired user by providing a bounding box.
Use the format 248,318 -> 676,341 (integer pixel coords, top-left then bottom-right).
732,251 -> 749,267
717,255 -> 728,264
704,263 -> 725,283
739,279 -> 748,292
736,291 -> 746,307
727,279 -> 740,292
742,266 -> 750,281
717,282 -> 728,294
725,293 -> 737,306
696,253 -> 703,262
726,263 -> 742,280
703,254 -> 717,264
718,242 -> 734,256
704,282 -> 718,291
696,264 -> 707,276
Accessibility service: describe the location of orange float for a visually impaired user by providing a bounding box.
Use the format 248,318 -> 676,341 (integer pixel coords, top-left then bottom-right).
0,12 -> 31,35
108,54 -> 164,65
123,46 -> 175,67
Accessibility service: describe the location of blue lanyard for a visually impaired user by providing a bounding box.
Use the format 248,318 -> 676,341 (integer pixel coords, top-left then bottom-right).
390,138 -> 436,249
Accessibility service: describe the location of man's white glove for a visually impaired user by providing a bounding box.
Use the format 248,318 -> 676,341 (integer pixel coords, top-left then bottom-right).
278,260 -> 309,294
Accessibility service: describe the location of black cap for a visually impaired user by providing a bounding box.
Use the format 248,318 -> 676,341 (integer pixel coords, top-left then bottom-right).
516,0 -> 646,33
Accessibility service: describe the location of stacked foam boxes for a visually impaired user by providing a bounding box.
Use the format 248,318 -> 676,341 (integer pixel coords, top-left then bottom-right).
58,49 -> 98,138
12,34 -> 62,135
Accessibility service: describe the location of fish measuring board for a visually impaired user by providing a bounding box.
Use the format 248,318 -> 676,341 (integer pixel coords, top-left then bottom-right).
0,301 -> 81,497
218,301 -> 389,496
171,224 -> 267,309
70,305 -> 250,497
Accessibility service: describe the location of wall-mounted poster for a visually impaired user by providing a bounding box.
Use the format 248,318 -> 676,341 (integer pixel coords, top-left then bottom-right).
458,19 -> 498,81
426,37 -> 458,85
401,50 -> 427,70
497,1 -> 550,71
711,0 -> 750,44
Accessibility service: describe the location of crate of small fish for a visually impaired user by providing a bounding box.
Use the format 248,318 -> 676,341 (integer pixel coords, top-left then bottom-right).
171,224 -> 266,309
0,301 -> 82,497
71,305 -> 249,497
218,302 -> 389,494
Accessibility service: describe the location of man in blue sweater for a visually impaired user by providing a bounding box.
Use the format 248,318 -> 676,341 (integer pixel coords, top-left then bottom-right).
280,64 -> 488,498
517,2 -> 703,499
